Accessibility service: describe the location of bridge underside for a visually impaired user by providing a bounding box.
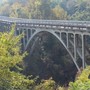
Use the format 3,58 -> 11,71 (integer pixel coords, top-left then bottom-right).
16,27 -> 89,72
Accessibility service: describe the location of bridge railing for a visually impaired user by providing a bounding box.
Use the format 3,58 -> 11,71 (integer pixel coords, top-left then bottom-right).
0,16 -> 90,28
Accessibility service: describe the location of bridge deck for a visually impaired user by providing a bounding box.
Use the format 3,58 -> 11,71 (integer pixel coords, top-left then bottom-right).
0,16 -> 90,35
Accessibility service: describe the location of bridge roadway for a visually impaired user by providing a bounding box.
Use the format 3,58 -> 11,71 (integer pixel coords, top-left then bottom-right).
0,16 -> 90,72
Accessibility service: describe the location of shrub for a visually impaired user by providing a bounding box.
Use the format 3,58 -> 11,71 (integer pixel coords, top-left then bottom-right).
69,66 -> 90,90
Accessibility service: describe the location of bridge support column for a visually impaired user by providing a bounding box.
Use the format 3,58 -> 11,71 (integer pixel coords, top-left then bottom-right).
74,34 -> 77,61
31,29 -> 33,36
15,28 -> 20,36
82,35 -> 85,69
23,29 -> 26,50
60,32 -> 61,39
73,34 -> 81,72
26,29 -> 29,42
67,33 -> 69,48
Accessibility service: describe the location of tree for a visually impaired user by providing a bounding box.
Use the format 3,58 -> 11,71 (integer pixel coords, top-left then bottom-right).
70,0 -> 90,21
10,2 -> 22,17
39,0 -> 53,19
0,26 -> 35,90
0,3 -> 10,16
52,5 -> 68,20
69,66 -> 90,90
27,0 -> 42,19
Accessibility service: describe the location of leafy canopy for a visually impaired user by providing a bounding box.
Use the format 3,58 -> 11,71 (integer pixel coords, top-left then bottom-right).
0,26 -> 35,90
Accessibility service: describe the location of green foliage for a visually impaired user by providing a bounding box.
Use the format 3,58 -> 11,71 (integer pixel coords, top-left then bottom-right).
34,79 -> 56,90
0,26 -> 25,69
69,66 -> 90,90
0,70 -> 35,90
0,0 -> 69,20
0,0 -> 90,20
52,5 -> 68,20
0,27 -> 35,90
34,79 -> 64,90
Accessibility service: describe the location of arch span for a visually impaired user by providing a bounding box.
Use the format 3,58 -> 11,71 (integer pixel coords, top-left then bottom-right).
25,29 -> 80,71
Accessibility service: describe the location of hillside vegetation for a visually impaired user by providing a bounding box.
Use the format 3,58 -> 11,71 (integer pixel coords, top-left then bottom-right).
0,0 -> 90,20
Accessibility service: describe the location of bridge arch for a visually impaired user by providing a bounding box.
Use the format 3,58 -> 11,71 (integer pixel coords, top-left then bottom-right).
25,29 -> 80,71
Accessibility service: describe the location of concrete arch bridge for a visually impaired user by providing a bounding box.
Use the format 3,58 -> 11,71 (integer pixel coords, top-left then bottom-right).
0,16 -> 90,72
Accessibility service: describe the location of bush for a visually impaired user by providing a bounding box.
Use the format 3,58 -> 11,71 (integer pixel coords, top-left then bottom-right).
69,66 -> 90,90
34,79 -> 56,90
